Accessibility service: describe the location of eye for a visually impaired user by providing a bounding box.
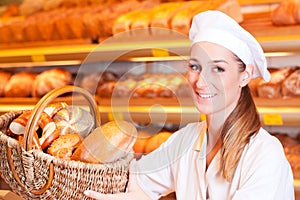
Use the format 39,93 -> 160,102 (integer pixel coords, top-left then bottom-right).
212,66 -> 225,73
188,64 -> 202,72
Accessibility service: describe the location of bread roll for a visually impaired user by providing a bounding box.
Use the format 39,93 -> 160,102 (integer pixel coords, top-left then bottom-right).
248,77 -> 262,97
112,0 -> 161,34
48,133 -> 83,159
282,69 -> 300,97
150,2 -> 189,30
0,71 -> 11,97
271,0 -> 298,25
24,15 -> 42,42
144,131 -> 172,154
32,68 -> 72,97
110,79 -> 136,98
285,153 -> 300,178
53,106 -> 94,138
171,1 -> 213,35
71,120 -> 137,163
96,81 -> 116,98
8,17 -> 26,43
80,71 -> 118,94
257,68 -> 295,98
0,4 -> 20,18
294,0 -> 300,23
4,72 -> 36,97
113,9 -> 144,34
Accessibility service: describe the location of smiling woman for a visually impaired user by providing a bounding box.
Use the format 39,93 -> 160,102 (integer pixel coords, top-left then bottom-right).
84,10 -> 294,200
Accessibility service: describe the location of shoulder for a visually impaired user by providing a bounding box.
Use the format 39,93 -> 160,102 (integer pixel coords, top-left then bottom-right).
240,128 -> 289,173
163,121 -> 205,147
248,128 -> 285,157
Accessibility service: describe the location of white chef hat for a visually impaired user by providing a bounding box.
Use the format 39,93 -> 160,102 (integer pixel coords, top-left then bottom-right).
189,10 -> 270,81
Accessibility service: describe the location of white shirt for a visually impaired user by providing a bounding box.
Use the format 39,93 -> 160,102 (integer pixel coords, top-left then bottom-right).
132,121 -> 295,200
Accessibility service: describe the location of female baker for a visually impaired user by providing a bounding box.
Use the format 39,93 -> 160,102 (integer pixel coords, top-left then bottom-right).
84,10 -> 295,200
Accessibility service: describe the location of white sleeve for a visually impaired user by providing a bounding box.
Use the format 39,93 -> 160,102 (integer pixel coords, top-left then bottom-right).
232,133 -> 295,200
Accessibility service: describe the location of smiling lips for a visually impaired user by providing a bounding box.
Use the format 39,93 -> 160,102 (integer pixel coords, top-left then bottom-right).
197,92 -> 217,99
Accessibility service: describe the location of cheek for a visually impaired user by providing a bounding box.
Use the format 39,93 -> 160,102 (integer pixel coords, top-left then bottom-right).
187,72 -> 198,86
222,77 -> 241,99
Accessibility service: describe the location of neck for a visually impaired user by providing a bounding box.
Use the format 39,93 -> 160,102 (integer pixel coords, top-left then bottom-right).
205,114 -> 224,148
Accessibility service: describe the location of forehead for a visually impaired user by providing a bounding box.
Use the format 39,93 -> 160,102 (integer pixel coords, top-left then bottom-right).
190,42 -> 236,62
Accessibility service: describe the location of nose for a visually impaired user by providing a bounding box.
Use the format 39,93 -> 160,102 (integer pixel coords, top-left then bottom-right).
196,73 -> 209,89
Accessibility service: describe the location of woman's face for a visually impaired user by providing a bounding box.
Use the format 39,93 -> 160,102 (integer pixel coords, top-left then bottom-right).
187,42 -> 246,117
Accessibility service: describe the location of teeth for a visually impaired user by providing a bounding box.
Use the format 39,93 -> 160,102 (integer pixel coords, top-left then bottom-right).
199,93 -> 216,98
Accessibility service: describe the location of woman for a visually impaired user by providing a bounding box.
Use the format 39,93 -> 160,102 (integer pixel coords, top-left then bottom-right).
85,10 -> 295,200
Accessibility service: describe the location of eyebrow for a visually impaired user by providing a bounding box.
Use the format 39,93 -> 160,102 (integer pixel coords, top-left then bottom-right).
188,58 -> 229,64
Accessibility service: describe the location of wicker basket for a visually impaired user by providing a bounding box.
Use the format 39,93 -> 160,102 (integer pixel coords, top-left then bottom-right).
0,86 -> 133,200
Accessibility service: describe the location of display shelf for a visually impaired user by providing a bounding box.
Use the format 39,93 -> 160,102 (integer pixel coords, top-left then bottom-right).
0,34 -> 300,66
0,11 -> 300,66
0,97 -> 299,125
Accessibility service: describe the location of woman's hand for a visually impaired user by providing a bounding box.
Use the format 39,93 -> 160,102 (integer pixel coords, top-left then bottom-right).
84,173 -> 151,200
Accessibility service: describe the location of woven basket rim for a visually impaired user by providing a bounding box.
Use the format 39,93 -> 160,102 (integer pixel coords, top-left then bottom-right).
0,111 -> 133,169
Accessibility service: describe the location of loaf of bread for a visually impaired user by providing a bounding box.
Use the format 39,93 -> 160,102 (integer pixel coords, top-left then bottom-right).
150,2 -> 189,32
4,72 -> 36,97
32,68 -> 72,97
271,0 -> 300,25
112,0 -> 160,34
257,68 -> 295,98
71,120 -> 137,163
171,1 -> 214,35
281,69 -> 300,97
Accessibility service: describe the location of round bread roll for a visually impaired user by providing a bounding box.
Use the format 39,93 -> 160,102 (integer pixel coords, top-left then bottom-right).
144,131 -> 172,154
71,120 -> 137,163
133,131 -> 150,154
0,71 -> 11,97
53,106 -> 94,138
32,68 -> 72,97
4,72 -> 36,97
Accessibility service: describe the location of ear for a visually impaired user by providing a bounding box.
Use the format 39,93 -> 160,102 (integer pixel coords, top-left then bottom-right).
240,64 -> 254,87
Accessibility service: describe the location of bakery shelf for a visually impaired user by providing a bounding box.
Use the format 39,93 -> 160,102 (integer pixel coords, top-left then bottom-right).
1,10 -> 300,66
0,97 -> 299,126
0,34 -> 299,66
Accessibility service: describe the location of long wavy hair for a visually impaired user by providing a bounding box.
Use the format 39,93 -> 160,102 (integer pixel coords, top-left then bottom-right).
219,57 -> 261,182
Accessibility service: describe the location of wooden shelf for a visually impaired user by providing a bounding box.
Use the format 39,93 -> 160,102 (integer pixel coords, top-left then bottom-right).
0,12 -> 300,65
0,96 -> 298,126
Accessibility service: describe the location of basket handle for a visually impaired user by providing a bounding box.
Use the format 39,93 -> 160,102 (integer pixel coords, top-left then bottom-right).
8,86 -> 100,195
7,147 -> 55,195
24,85 -> 101,151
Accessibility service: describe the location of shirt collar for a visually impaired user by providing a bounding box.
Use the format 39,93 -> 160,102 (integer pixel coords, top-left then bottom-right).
193,121 -> 207,151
